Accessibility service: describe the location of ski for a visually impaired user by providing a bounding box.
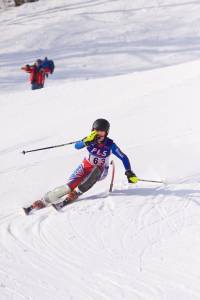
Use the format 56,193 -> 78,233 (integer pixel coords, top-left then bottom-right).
23,197 -> 73,215
22,206 -> 33,215
52,200 -> 68,211
23,199 -> 48,216
24,162 -> 116,215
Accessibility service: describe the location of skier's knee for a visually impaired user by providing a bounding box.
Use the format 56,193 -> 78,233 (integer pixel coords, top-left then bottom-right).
43,184 -> 71,204
78,166 -> 102,193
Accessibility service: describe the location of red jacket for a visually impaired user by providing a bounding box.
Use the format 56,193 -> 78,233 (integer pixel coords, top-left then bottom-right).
22,64 -> 50,85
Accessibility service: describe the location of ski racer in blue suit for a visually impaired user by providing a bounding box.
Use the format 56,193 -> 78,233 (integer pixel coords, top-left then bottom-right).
31,119 -> 138,211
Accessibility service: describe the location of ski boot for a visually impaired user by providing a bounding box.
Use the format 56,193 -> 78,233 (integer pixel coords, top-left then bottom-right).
23,206 -> 33,215
52,190 -> 79,211
32,200 -> 46,209
23,200 -> 46,215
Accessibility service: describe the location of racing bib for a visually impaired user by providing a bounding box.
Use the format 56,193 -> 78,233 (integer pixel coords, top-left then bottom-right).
89,154 -> 109,167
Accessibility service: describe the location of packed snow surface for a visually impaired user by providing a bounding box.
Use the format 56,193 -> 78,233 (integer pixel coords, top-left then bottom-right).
1,1 -> 200,299
1,0 -> 200,92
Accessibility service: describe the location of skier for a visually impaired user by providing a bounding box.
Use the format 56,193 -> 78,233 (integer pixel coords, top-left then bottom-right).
42,57 -> 55,74
21,59 -> 51,90
24,119 -> 138,214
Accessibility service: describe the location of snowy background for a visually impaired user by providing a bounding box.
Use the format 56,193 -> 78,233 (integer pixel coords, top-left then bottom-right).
1,1 -> 200,299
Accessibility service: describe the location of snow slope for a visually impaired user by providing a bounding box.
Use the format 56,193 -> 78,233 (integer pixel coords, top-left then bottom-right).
1,0 -> 200,93
1,1 -> 200,300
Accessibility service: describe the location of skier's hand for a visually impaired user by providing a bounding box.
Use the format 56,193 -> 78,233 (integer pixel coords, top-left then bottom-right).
83,130 -> 98,145
125,170 -> 138,183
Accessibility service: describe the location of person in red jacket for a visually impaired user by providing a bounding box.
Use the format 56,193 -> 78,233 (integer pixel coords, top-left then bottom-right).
21,59 -> 50,90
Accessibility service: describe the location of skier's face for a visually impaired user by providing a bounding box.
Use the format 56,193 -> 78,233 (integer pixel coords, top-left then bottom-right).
97,130 -> 106,142
97,130 -> 106,137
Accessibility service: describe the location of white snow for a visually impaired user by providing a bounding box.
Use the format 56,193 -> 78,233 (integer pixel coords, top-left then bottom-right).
1,1 -> 200,299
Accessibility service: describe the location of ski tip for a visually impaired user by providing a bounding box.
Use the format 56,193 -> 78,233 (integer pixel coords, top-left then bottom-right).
51,203 -> 59,211
52,200 -> 68,212
22,207 -> 32,215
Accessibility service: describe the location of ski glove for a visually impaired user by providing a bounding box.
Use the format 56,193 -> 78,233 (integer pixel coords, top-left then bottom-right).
83,130 -> 98,146
125,170 -> 138,184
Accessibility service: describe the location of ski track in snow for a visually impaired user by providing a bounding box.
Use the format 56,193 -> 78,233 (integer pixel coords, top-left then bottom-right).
0,182 -> 200,299
1,0 -> 200,93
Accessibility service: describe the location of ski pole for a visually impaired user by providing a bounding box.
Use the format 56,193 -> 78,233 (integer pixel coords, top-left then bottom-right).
22,140 -> 79,155
138,179 -> 164,184
109,160 -> 115,192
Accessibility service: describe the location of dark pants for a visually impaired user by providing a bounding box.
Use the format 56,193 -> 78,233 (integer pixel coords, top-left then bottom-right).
31,83 -> 44,90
